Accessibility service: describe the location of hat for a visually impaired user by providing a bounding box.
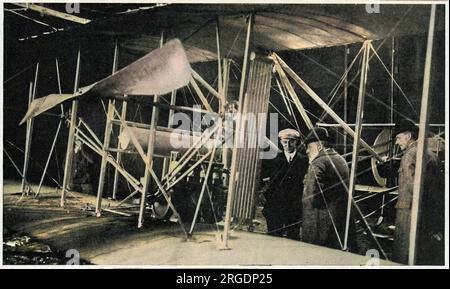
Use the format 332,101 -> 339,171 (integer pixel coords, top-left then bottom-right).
304,127 -> 330,145
278,128 -> 301,140
393,119 -> 418,137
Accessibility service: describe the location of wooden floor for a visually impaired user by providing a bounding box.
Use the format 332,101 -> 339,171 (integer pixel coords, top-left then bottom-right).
3,180 -> 399,266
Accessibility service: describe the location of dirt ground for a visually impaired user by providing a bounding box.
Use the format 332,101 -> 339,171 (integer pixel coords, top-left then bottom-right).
2,180 -> 399,266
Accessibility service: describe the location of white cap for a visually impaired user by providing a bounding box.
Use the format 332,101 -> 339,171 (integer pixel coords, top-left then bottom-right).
278,128 -> 301,139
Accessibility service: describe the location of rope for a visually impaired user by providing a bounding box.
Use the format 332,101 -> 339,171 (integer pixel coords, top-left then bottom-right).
4,148 -> 29,184
273,75 -> 301,131
182,18 -> 215,43
5,140 -> 61,187
266,219 -> 302,235
364,196 -> 398,219
269,101 -> 297,129
200,163 -> 221,233
318,44 -> 365,122
311,6 -> 414,124
186,84 -> 200,106
369,43 -> 418,116
225,22 -> 244,59
5,9 -> 58,31
3,63 -> 35,85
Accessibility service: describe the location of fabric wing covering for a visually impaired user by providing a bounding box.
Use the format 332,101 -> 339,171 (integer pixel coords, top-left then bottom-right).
20,38 -> 191,125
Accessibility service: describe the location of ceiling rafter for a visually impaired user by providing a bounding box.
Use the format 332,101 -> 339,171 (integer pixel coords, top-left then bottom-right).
13,3 -> 91,25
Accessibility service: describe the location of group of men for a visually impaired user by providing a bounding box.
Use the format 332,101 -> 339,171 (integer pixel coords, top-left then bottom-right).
262,120 -> 444,265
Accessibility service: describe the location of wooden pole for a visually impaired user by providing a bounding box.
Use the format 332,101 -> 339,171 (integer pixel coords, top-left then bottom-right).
137,33 -> 165,228
216,16 -> 223,104
96,40 -> 120,214
222,58 -> 232,169
21,73 -> 37,195
222,13 -> 253,249
137,94 -> 159,228
161,90 -> 176,178
344,41 -> 370,250
111,39 -> 125,200
409,4 -> 436,265
61,48 -> 81,207
343,45 -> 349,155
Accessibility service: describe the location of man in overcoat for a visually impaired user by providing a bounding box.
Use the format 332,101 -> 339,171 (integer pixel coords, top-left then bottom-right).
301,127 -> 356,251
392,119 -> 443,265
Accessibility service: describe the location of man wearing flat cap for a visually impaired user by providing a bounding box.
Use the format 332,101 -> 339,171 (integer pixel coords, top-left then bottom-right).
301,127 -> 357,251
392,119 -> 443,265
262,128 -> 308,240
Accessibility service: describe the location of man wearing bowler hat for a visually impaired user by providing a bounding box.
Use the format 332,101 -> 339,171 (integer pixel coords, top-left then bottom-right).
301,127 -> 356,251
262,128 -> 308,240
392,119 -> 443,265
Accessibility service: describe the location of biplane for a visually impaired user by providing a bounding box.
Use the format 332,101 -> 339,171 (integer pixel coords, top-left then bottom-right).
3,3 -> 446,265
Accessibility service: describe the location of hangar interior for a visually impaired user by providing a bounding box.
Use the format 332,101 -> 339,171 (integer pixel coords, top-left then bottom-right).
2,3 -> 447,266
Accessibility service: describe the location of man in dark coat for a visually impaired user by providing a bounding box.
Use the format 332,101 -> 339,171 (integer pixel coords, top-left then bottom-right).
301,127 -> 356,251
392,119 -> 443,265
262,128 -> 308,240
72,139 -> 95,194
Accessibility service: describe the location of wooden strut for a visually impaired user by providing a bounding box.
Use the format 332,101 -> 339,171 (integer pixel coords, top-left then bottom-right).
222,13 -> 253,249
189,77 -> 214,112
112,39 -> 124,200
191,69 -> 221,100
13,3 -> 91,24
343,44 -> 349,156
138,93 -> 159,228
161,90 -> 177,179
344,41 -> 370,250
106,95 -> 214,115
21,78 -> 36,196
221,58 -> 232,169
138,32 -> 166,228
409,4 -> 436,265
61,48 -> 81,207
22,63 -> 39,195
95,40 -> 120,216
216,16 -> 223,105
